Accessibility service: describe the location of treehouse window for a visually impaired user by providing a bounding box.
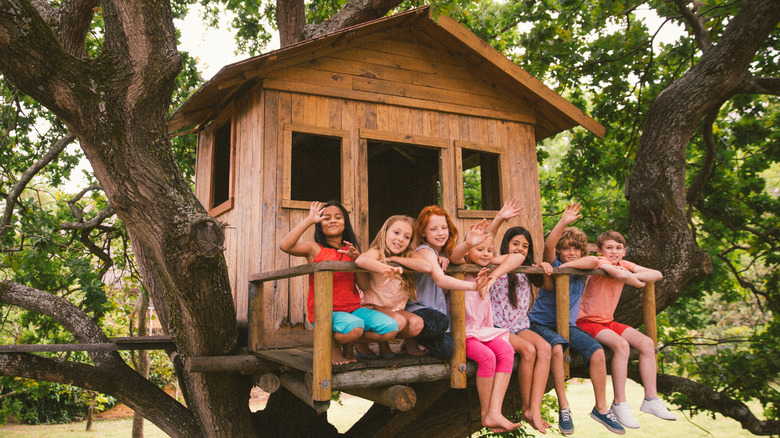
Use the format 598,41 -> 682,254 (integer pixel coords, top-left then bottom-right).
456,142 -> 502,215
282,125 -> 348,209
209,119 -> 234,216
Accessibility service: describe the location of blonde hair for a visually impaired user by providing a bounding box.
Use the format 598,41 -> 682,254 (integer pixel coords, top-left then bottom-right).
370,215 -> 418,301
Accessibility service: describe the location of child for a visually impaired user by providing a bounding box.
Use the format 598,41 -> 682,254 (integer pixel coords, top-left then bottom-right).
528,203 -> 624,435
576,230 -> 676,428
403,205 -> 491,359
279,201 -> 399,365
488,226 -> 552,433
462,237 -> 521,433
354,215 -> 425,358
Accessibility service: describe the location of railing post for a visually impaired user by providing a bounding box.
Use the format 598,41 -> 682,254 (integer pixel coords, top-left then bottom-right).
312,271 -> 333,402
642,281 -> 658,366
450,273 -> 467,389
554,274 -> 571,379
248,281 -> 262,351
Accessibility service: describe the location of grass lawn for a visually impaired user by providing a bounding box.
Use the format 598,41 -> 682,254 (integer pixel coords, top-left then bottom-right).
0,379 -> 763,437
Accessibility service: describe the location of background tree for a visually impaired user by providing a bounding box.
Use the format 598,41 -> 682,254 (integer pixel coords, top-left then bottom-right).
0,0 -> 777,437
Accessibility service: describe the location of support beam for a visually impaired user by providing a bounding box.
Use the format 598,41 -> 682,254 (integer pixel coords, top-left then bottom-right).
554,274 -> 571,379
185,355 -> 272,373
449,273 -> 467,389
345,385 -> 416,411
280,373 -> 330,414
643,281 -> 658,367
254,372 -> 281,393
312,271 -> 334,402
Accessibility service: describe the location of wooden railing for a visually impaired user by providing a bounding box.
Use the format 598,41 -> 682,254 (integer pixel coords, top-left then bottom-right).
248,262 -> 658,402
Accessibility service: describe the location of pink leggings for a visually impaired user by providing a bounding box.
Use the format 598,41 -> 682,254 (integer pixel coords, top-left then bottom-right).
466,337 -> 515,378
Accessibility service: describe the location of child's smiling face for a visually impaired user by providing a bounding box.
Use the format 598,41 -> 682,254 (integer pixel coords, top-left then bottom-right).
466,238 -> 494,267
321,206 -> 345,238
598,239 -> 626,264
507,234 -> 530,258
423,214 -> 449,251
558,245 -> 583,262
385,220 -> 413,255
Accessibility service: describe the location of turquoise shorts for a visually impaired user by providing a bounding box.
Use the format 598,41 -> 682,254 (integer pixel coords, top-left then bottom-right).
332,307 -> 398,335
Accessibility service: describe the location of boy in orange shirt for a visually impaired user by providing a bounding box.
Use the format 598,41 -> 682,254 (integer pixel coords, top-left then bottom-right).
576,230 -> 676,428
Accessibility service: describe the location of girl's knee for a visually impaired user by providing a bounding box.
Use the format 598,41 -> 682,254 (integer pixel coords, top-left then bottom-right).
335,327 -> 363,343
552,344 -> 563,360
408,316 -> 424,336
537,342 -> 551,360
518,343 -> 535,360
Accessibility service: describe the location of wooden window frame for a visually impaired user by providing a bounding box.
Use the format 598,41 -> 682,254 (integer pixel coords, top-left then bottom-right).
281,123 -> 351,211
454,140 -> 505,219
208,107 -> 236,217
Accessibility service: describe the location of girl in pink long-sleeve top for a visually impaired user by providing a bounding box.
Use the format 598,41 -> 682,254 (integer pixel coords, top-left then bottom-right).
462,237 -> 521,434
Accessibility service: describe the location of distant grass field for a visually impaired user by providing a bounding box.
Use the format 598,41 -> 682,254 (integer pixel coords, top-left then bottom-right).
0,379 -> 763,437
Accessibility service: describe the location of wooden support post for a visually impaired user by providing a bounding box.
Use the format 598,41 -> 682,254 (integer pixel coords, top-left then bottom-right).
253,373 -> 281,393
554,274 -> 571,379
280,373 -> 330,414
450,273 -> 467,389
643,281 -> 658,367
248,281 -> 263,351
346,385 -> 417,412
312,271 -> 333,402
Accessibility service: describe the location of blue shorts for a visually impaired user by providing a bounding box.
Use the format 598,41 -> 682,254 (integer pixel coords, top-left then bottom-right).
332,307 -> 398,335
530,322 -> 603,365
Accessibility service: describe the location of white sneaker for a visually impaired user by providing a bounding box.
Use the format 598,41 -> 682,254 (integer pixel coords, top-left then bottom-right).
640,397 -> 677,420
611,401 -> 640,428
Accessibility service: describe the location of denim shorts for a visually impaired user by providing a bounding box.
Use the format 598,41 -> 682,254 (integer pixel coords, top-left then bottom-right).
530,322 -> 603,365
331,307 -> 399,335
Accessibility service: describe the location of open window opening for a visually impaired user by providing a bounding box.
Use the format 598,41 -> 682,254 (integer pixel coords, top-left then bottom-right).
209,120 -> 234,215
290,132 -> 342,203
459,147 -> 501,212
367,140 -> 441,237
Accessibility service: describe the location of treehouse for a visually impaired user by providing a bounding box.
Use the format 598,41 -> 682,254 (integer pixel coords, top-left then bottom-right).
163,6 -> 662,425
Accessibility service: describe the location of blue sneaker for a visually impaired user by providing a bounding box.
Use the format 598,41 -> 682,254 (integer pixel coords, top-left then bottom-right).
559,407 -> 574,435
590,407 -> 625,435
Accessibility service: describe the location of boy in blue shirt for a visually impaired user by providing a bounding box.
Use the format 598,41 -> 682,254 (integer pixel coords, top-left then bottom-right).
528,203 -> 624,435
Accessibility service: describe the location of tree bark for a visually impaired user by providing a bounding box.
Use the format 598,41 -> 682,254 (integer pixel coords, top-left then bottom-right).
0,1 -> 255,435
618,0 -> 780,326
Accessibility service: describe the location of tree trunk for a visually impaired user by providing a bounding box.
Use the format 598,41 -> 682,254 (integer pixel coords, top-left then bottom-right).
618,0 -> 780,327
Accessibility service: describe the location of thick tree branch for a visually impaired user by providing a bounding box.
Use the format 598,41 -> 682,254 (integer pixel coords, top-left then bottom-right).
303,0 -> 404,39
0,132 -> 75,236
736,76 -> 780,95
673,0 -> 712,52
56,0 -> 100,58
0,280 -> 116,367
0,353 -> 201,437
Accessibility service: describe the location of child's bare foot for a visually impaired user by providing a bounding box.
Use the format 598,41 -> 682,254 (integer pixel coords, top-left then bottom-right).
401,339 -> 426,356
523,410 -> 550,433
378,342 -> 396,358
332,344 -> 353,365
483,413 -> 521,433
342,344 -> 357,363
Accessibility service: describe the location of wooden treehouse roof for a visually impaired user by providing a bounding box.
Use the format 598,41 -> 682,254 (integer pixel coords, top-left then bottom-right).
168,7 -> 605,141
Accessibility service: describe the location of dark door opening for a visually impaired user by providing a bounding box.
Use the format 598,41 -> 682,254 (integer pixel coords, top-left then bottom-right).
367,140 -> 441,238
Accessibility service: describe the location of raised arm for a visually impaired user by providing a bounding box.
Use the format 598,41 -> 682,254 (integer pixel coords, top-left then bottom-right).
543,202 -> 582,263
485,198 -> 524,237
449,219 -> 489,264
279,201 -> 323,260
